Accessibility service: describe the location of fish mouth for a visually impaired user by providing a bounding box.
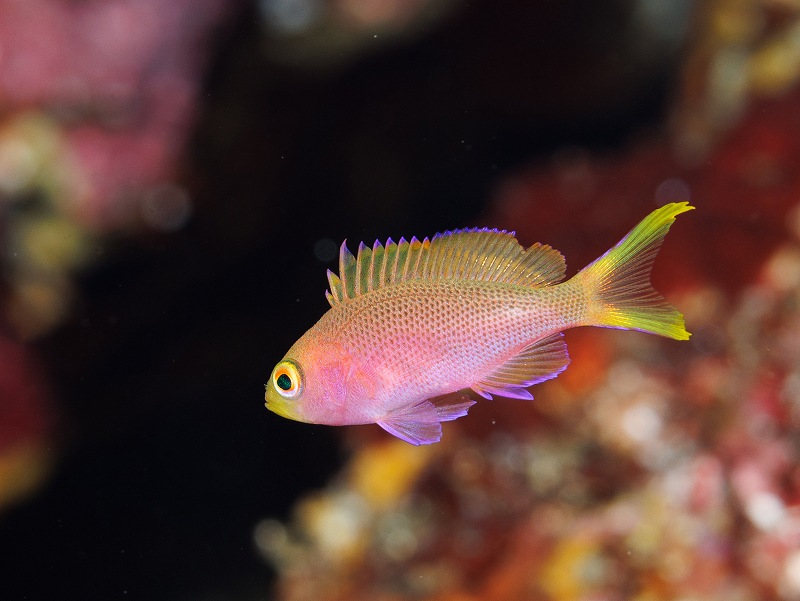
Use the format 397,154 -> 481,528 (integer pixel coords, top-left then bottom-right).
265,399 -> 301,421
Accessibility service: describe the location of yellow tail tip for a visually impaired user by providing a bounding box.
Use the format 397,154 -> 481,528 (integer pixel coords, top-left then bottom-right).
580,201 -> 693,340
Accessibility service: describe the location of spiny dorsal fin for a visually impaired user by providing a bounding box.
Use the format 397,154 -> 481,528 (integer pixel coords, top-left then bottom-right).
325,228 -> 566,306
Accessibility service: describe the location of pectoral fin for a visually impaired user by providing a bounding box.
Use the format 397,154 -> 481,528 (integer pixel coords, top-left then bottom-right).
377,395 -> 476,445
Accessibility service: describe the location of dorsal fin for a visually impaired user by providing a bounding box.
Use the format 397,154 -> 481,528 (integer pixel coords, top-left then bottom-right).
325,228 -> 566,306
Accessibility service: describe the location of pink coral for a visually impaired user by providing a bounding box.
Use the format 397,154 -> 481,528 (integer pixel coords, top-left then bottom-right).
0,0 -> 236,229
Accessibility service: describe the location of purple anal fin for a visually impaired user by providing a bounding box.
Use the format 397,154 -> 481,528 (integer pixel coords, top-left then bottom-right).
377,396 -> 475,445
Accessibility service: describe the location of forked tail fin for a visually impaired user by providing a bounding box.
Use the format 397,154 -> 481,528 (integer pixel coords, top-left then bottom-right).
575,201 -> 693,340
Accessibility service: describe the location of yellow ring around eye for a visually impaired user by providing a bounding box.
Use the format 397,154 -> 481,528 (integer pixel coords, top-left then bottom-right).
272,360 -> 303,398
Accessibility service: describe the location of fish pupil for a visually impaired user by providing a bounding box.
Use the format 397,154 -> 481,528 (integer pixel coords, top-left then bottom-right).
276,373 -> 292,391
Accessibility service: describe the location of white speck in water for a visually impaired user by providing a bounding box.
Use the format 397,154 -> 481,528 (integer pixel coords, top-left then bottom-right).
141,183 -> 192,232
622,403 -> 662,442
253,518 -> 288,558
314,238 -> 338,262
745,491 -> 786,531
655,177 -> 692,205
259,0 -> 321,33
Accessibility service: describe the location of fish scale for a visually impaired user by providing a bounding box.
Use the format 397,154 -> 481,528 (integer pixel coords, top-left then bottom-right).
337,281 -> 560,395
265,202 -> 694,445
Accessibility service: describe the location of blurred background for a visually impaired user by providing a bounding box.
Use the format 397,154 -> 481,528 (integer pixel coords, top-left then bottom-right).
1,0 -> 800,599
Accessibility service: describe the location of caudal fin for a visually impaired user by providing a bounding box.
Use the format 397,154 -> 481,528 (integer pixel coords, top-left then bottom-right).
576,202 -> 693,340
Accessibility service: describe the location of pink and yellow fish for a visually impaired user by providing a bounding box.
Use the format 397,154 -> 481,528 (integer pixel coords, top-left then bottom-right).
265,202 -> 693,445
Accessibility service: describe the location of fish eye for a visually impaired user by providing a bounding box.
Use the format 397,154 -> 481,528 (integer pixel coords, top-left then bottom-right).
272,360 -> 302,399
276,373 -> 292,391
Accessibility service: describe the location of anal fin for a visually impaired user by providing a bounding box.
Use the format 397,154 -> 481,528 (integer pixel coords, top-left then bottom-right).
377,395 -> 475,446
472,333 -> 570,400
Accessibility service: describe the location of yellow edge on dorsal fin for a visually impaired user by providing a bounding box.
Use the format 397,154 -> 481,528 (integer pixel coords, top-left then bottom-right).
325,228 -> 567,306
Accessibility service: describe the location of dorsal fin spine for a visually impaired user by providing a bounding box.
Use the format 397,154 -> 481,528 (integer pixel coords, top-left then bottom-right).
376,240 -> 386,287
511,255 -> 528,281
463,236 -> 479,278
355,242 -> 365,295
374,240 -> 384,290
463,236 -> 484,279
489,240 -> 508,282
339,241 -> 356,299
420,237 -> 432,275
368,240 -> 379,292
426,238 -> 439,278
439,240 -> 457,278
380,238 -> 394,288
338,241 -> 347,298
482,240 -> 504,282
360,242 -> 371,295
393,237 -> 406,282
450,240 -> 465,277
326,269 -> 342,305
464,236 -> 484,277
407,238 -> 417,279
479,235 -> 502,278
507,257 -> 527,284
414,237 -> 429,277
406,238 -> 416,277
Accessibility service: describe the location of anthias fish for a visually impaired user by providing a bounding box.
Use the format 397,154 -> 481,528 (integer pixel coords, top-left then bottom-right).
265,202 -> 693,445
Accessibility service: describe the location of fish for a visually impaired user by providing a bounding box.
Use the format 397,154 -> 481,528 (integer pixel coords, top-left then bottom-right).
265,202 -> 693,445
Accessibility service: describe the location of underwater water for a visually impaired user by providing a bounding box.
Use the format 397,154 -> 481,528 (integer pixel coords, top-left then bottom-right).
2,1 -> 800,600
